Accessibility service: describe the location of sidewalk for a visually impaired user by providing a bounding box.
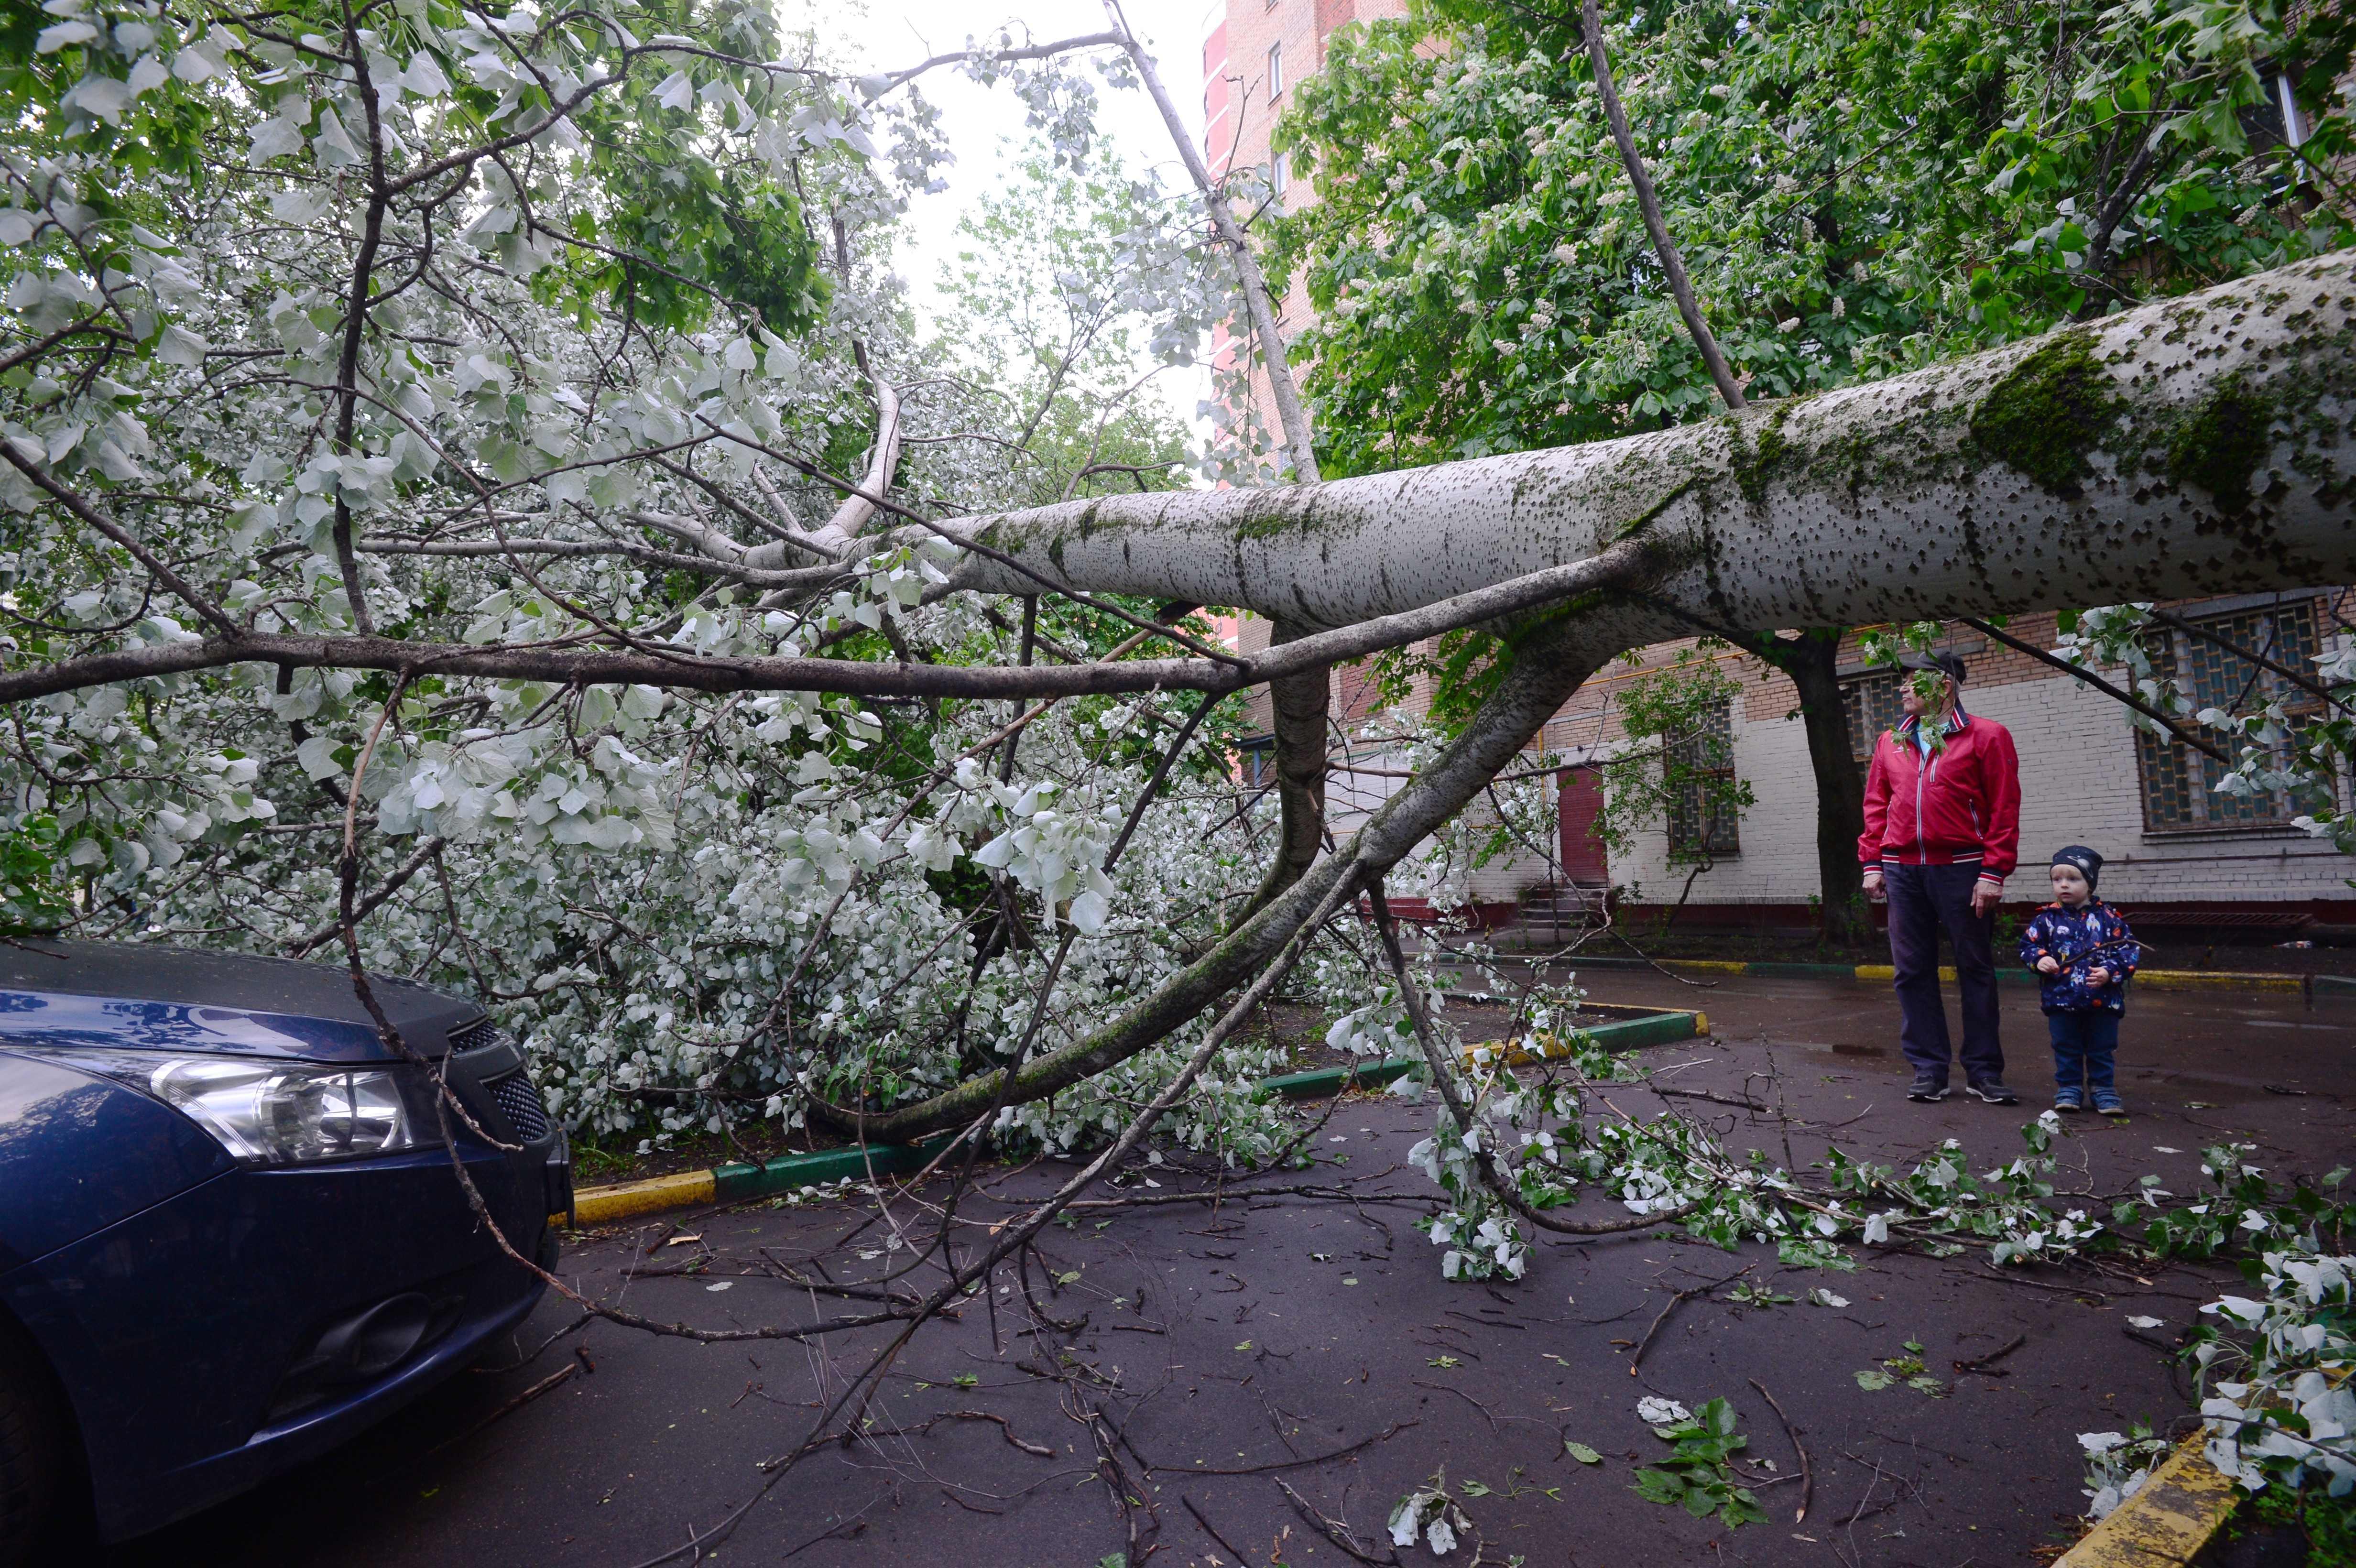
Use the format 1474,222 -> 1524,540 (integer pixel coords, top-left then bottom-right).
1561,952 -> 2351,995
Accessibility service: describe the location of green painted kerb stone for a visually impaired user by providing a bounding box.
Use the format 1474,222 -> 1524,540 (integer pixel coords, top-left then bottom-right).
1969,331 -> 2122,494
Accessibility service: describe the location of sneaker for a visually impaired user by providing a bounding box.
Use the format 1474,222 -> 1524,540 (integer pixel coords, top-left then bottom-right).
2094,1092 -> 2127,1117
1907,1075 -> 1949,1102
2054,1089 -> 2084,1113
1966,1079 -> 2020,1105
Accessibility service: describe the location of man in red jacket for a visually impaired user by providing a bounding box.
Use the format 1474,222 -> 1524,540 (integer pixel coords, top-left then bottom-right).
1858,650 -> 2022,1104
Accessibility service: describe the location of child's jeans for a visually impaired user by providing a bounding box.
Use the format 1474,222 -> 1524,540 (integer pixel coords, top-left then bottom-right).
2047,1010 -> 2119,1094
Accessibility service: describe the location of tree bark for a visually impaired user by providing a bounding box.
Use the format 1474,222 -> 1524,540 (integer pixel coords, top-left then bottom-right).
1779,631 -> 1868,946
1233,621 -> 1331,928
951,255 -> 2356,635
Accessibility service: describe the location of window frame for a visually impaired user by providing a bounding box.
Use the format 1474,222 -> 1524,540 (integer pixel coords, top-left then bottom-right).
1665,698 -> 1741,859
2135,597 -> 2330,837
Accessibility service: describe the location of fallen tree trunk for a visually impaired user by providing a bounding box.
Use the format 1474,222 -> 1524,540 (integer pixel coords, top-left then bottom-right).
950,253 -> 2356,632
838,254 -> 2356,1140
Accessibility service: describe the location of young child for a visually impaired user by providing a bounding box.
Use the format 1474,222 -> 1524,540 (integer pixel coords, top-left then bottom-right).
2018,846 -> 2140,1115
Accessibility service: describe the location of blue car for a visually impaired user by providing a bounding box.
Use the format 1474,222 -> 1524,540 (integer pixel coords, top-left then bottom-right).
0,940 -> 570,1558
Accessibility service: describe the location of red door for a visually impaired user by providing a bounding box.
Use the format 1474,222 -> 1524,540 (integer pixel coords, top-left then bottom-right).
1558,769 -> 1607,882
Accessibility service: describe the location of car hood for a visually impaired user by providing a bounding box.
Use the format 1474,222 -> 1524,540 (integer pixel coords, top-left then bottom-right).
0,940 -> 484,1063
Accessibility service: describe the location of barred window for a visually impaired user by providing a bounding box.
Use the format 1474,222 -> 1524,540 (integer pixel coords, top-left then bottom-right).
1667,700 -> 1740,857
2137,599 -> 2323,833
1843,671 -> 1907,766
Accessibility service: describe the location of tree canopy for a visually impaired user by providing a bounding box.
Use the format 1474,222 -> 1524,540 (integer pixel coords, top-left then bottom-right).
4,1 -> 2354,1539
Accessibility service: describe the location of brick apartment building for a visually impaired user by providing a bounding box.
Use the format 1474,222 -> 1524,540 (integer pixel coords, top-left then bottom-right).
1199,1 -> 2356,945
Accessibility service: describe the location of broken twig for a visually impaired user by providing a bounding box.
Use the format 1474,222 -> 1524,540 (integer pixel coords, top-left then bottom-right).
1748,1377 -> 1814,1524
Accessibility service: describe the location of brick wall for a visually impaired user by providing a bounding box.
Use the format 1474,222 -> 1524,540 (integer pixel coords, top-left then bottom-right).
1608,664 -> 2355,909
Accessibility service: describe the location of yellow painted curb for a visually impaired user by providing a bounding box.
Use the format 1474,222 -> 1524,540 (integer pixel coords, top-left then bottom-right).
1849,963 -> 2300,991
1662,959 -> 1750,974
568,1169 -> 716,1226
2054,1433 -> 2239,1568
2136,970 -> 2303,993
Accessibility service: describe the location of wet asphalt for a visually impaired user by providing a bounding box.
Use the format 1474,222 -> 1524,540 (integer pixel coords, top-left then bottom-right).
100,974 -> 2353,1568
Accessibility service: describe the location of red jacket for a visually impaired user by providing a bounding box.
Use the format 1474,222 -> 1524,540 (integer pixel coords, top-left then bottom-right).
1857,709 -> 2021,882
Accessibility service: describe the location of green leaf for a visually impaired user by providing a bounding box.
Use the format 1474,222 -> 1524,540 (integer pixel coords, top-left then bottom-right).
1632,1470 -> 1687,1506
1854,1369 -> 1895,1391
1566,1442 -> 1603,1465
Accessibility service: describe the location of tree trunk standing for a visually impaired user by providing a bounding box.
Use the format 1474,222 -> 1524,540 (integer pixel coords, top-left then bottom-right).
1781,631 -> 1869,946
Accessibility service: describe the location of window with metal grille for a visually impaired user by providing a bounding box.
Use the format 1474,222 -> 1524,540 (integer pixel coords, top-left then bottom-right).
1843,671 -> 1908,765
1667,699 -> 1740,857
2136,599 -> 2324,833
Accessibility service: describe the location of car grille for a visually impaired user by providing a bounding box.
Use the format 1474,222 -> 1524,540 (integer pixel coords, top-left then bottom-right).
447,1017 -> 503,1054
484,1069 -> 550,1142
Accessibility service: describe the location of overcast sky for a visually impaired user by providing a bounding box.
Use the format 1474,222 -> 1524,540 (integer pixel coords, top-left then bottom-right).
786,0 -> 1216,443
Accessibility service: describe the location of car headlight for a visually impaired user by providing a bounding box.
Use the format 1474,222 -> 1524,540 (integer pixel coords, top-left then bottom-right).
143,1057 -> 445,1165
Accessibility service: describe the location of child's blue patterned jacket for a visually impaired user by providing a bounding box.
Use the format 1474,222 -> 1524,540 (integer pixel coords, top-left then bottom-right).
2018,901 -> 2139,1013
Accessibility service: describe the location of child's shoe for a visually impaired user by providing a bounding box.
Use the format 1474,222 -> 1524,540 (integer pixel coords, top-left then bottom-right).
2093,1091 -> 2127,1117
2054,1088 -> 2083,1113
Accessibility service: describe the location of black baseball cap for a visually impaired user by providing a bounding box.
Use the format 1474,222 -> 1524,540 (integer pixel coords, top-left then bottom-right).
1899,649 -> 1968,686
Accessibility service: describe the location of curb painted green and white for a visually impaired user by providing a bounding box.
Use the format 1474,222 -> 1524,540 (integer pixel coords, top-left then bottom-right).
561,1005 -> 1709,1226
1566,955 -> 2349,994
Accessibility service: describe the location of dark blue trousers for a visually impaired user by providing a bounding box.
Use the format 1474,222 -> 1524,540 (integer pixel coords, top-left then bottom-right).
2047,1011 -> 2119,1093
1881,861 -> 2004,1086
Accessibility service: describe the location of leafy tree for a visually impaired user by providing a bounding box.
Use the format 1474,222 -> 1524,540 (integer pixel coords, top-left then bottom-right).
1270,0 -> 2355,937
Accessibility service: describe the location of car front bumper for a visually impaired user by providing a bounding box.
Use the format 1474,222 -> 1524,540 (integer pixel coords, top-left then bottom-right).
3,1115 -> 565,1541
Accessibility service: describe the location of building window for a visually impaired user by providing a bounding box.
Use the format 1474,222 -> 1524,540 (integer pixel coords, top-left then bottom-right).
1667,699 -> 1741,857
1271,150 -> 1288,196
1843,670 -> 1907,765
2137,599 -> 2325,833
1267,42 -> 1283,99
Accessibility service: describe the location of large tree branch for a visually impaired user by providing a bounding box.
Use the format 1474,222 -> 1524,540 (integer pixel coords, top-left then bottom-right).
0,543 -> 1656,707
1104,0 -> 1320,482
0,442 -> 241,640
1231,620 -> 1332,929
1582,0 -> 1746,412
9,259 -> 2355,715
949,254 -> 2356,630
358,534 -> 846,588
829,593 -> 1662,1142
764,375 -> 902,566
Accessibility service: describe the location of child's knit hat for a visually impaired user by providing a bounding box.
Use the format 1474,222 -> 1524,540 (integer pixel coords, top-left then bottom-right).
2050,845 -> 2103,893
